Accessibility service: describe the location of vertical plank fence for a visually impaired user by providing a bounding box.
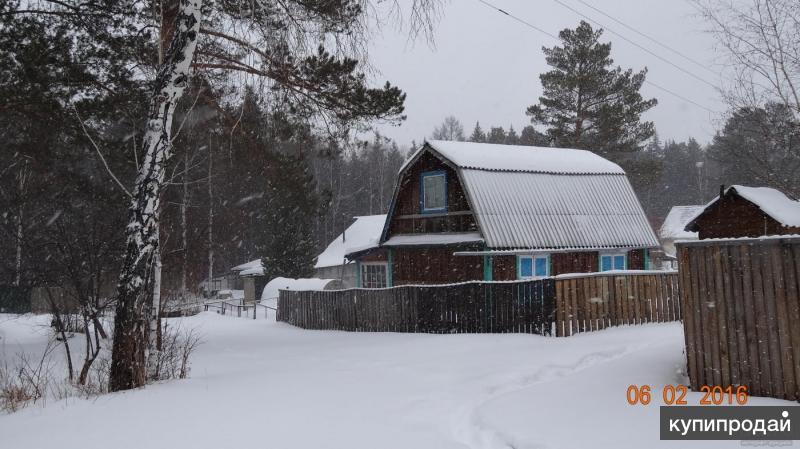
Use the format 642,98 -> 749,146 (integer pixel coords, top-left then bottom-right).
678,237 -> 800,401
553,272 -> 681,336
278,272 -> 681,336
278,279 -> 556,335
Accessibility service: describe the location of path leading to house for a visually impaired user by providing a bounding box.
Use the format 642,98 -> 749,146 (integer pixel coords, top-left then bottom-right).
0,313 -> 791,449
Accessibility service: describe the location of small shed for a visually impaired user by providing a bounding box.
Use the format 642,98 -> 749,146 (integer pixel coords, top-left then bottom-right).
231,258 -> 267,304
313,215 -> 386,288
260,277 -> 341,308
685,185 -> 800,239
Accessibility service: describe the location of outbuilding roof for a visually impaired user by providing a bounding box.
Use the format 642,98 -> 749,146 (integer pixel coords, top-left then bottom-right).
386,141 -> 659,251
659,205 -> 705,240
685,185 -> 800,230
315,215 -> 386,268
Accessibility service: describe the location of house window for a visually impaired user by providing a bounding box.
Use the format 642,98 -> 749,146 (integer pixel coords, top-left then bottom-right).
599,252 -> 626,272
519,255 -> 549,279
421,171 -> 446,212
360,263 -> 388,288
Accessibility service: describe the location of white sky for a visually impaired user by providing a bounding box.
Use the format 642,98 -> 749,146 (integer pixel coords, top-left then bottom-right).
368,0 -> 726,148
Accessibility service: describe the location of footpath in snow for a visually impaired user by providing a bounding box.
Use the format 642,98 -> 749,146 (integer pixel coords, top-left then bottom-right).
0,312 -> 793,449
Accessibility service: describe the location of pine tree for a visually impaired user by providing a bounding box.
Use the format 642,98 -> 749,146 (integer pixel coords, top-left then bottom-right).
486,126 -> 507,144
519,125 -> 549,146
469,122 -> 486,142
526,21 -> 657,156
504,125 -> 519,145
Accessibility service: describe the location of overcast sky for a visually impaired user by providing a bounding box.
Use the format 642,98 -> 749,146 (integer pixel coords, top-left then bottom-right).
368,0 -> 726,149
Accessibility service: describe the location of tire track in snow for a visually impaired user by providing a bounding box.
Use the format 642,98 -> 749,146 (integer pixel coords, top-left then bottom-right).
449,342 -> 653,449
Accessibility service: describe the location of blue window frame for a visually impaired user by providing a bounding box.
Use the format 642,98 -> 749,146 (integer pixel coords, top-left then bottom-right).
519,254 -> 549,279
420,170 -> 447,213
599,252 -> 626,272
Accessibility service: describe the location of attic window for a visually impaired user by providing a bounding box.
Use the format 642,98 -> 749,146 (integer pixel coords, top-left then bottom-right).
421,171 -> 446,212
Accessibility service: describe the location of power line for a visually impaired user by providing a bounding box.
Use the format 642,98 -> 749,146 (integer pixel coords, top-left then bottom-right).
573,0 -> 716,76
550,0 -> 718,90
473,0 -> 718,114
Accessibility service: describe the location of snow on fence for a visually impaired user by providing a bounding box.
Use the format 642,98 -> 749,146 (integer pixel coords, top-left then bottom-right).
677,237 -> 800,401
277,272 -> 681,336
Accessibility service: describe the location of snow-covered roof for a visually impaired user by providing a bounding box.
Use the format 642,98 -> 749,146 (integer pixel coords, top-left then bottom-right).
460,170 -> 659,250
686,185 -> 800,230
410,140 -> 624,174
315,215 -> 387,268
659,205 -> 705,240
729,185 -> 800,227
231,259 -> 264,277
383,232 -> 484,247
261,277 -> 338,301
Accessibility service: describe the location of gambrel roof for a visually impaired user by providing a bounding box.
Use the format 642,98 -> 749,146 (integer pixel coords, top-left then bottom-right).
383,140 -> 659,251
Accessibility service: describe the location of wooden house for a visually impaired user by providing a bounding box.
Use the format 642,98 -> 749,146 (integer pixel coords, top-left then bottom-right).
345,140 -> 659,288
685,185 -> 800,239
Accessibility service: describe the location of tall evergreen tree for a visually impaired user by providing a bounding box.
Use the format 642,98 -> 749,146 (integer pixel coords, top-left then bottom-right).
504,125 -> 519,145
526,21 -> 657,156
469,122 -> 486,142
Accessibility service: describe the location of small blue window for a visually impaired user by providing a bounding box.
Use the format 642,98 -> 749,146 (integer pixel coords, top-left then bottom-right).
520,257 -> 533,277
600,253 -> 626,272
421,171 -> 446,212
519,255 -> 548,278
535,257 -> 548,277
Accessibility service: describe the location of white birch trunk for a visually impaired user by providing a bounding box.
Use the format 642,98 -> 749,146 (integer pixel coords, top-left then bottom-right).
207,139 -> 214,291
109,0 -> 202,391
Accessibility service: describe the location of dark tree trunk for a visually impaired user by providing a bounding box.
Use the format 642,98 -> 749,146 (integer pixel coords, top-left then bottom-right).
109,0 -> 201,392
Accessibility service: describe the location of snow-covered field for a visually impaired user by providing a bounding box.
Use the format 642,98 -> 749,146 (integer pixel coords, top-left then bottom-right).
0,312 -> 792,449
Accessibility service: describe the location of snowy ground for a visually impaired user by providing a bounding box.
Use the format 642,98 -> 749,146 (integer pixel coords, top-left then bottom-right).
0,312 -> 793,449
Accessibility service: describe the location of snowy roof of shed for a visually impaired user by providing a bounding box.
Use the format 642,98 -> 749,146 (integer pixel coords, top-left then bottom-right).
231,259 -> 264,277
659,205 -> 705,240
383,141 -> 658,251
416,140 -> 625,174
315,215 -> 386,268
686,185 -> 800,230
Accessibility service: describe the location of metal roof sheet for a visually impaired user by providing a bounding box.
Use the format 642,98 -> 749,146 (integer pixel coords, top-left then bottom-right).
460,169 -> 659,250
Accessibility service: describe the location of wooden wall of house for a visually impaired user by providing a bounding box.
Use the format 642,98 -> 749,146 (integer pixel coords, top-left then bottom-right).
388,151 -> 478,235
550,252 -> 599,276
693,193 -> 800,239
492,255 -> 517,281
393,247 -> 483,285
628,249 -> 646,270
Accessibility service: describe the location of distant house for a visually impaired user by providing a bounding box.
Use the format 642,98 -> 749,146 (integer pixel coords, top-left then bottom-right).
659,205 -> 705,258
314,215 -> 386,288
231,258 -> 267,304
685,185 -> 800,239
345,140 -> 659,288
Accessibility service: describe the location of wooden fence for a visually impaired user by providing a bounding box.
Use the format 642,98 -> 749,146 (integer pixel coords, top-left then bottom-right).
279,279 -> 555,334
277,271 -> 681,336
554,271 -> 681,336
677,237 -> 800,401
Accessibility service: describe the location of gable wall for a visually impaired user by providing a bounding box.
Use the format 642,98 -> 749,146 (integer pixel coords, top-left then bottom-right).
694,193 -> 799,239
387,151 -> 478,236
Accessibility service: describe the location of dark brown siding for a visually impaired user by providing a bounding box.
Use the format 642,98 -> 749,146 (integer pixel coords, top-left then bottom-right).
492,255 -> 517,281
694,193 -> 800,239
551,252 -> 599,276
628,249 -> 646,270
393,247 -> 483,285
358,249 -> 388,262
388,151 -> 477,235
